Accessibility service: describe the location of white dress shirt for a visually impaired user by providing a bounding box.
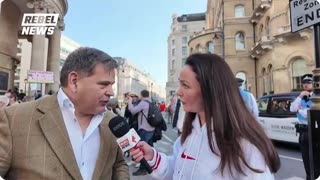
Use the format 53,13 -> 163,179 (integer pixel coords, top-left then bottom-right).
57,89 -> 105,180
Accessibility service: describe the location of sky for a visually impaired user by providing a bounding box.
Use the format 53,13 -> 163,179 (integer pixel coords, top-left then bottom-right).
63,0 -> 207,87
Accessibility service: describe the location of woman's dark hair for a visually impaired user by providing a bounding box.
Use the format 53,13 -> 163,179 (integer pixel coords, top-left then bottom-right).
181,53 -> 280,176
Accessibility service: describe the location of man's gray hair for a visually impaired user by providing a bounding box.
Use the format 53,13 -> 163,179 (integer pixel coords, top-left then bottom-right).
60,47 -> 118,87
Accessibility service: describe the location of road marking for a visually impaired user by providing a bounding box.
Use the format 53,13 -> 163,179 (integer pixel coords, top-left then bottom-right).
283,177 -> 304,180
156,146 -> 171,154
162,134 -> 175,144
156,141 -> 172,146
279,155 -> 303,162
171,128 -> 178,133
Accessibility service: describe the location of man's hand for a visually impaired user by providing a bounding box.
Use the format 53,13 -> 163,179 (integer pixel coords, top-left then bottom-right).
299,91 -> 310,98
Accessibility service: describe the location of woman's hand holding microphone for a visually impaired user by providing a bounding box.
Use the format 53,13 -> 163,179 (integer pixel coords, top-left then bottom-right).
130,141 -> 154,162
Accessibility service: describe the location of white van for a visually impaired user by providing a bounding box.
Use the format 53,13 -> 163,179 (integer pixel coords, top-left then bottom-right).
257,92 -> 300,144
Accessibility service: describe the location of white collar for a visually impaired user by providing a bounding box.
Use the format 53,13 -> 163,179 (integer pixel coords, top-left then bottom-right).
57,88 -> 75,109
192,114 -> 207,134
57,88 -> 106,116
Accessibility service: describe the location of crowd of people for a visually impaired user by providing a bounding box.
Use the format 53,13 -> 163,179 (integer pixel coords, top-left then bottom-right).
0,88 -> 56,110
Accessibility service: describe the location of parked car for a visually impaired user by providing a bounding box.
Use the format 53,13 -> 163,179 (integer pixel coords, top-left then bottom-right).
257,92 -> 300,144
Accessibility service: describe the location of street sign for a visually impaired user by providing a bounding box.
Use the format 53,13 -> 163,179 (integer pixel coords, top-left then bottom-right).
27,70 -> 54,84
289,0 -> 320,32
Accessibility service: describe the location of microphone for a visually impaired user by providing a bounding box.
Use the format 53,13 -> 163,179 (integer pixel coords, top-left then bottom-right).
108,116 -> 153,174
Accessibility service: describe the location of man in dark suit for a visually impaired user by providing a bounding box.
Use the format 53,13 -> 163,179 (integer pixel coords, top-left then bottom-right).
0,47 -> 129,180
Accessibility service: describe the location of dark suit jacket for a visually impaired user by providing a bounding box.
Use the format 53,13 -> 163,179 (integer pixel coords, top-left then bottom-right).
0,94 -> 129,180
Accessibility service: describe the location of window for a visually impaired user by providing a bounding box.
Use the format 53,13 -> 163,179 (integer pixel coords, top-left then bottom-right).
182,16 -> 187,21
292,59 -> 307,90
172,48 -> 175,56
207,42 -> 214,54
265,16 -> 271,35
257,98 -> 269,114
181,25 -> 188,32
262,68 -> 267,94
268,64 -> 274,92
235,5 -> 245,17
172,60 -> 175,69
172,39 -> 175,46
259,24 -> 264,40
182,37 -> 188,44
173,27 -> 176,32
182,46 -> 188,56
269,98 -> 296,117
182,58 -> 187,66
235,32 -> 245,50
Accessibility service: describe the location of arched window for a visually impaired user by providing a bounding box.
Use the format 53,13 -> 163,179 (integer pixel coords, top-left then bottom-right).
291,59 -> 307,90
268,64 -> 274,93
262,68 -> 267,95
265,17 -> 271,35
259,24 -> 264,40
236,72 -> 247,89
235,32 -> 245,50
235,5 -> 245,17
207,41 -> 214,54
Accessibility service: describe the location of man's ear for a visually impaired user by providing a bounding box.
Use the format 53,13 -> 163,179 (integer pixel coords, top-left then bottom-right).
68,71 -> 80,93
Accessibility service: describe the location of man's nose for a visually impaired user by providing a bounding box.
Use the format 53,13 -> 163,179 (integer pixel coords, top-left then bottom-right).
176,87 -> 182,97
105,86 -> 114,96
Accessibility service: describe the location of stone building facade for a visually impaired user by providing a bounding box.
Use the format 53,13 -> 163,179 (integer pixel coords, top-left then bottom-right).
188,0 -> 314,97
0,0 -> 68,94
166,13 -> 206,100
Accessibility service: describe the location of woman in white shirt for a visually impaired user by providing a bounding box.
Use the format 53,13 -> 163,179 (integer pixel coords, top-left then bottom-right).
130,53 -> 280,180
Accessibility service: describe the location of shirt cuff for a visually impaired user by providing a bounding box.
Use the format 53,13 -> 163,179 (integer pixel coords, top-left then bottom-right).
148,148 -> 161,170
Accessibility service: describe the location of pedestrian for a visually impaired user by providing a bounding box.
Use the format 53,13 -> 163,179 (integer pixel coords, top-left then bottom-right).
159,101 -> 166,113
236,78 -> 259,119
0,47 -> 129,179
106,97 -> 122,116
34,90 -> 42,100
127,89 -> 155,176
0,95 -> 9,109
18,89 -> 26,101
130,53 -> 280,179
167,95 -> 176,124
124,92 -> 140,131
5,91 -> 20,106
290,73 -> 319,180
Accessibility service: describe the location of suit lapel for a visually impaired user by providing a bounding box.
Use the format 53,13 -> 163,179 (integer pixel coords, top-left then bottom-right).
92,112 -> 115,180
37,94 -> 82,180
